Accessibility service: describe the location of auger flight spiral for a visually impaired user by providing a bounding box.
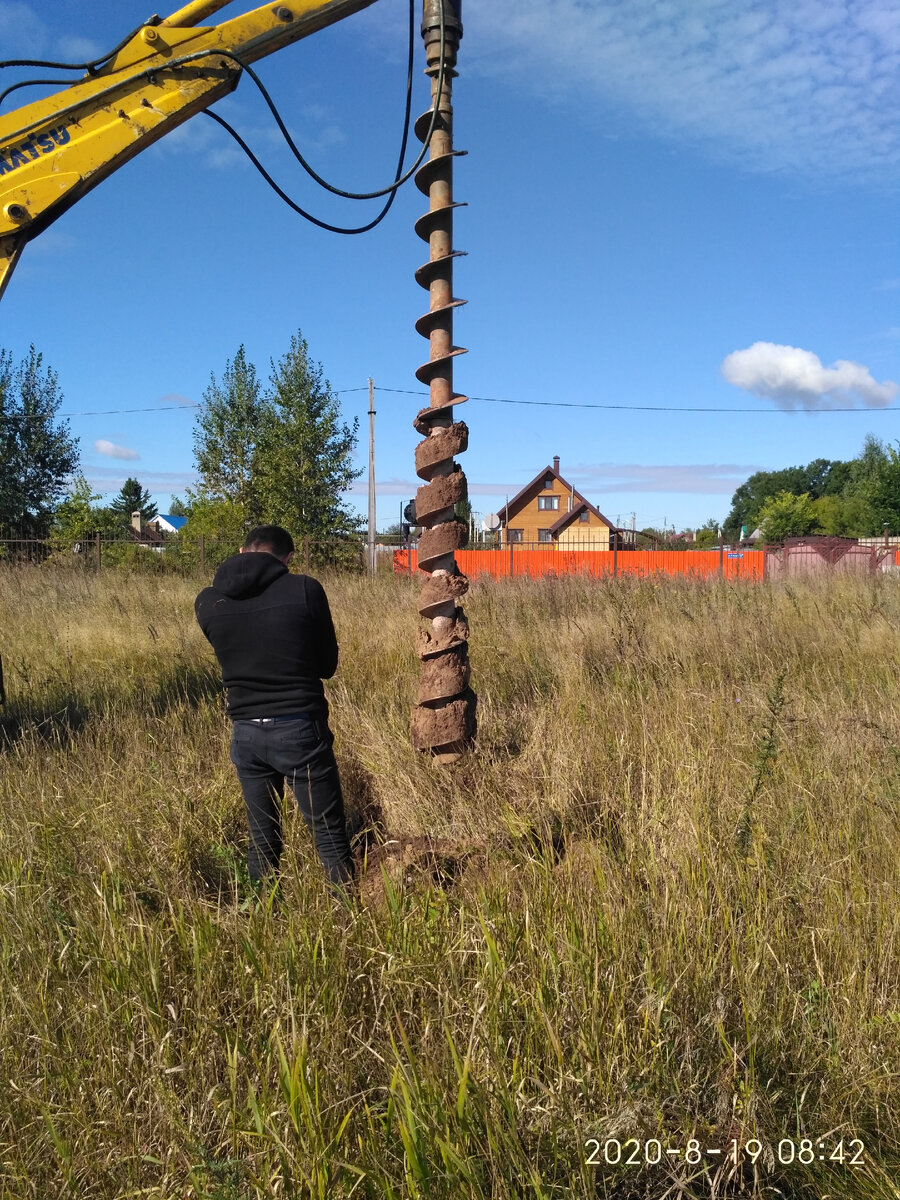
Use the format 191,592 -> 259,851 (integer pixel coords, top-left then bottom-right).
410,0 -> 476,763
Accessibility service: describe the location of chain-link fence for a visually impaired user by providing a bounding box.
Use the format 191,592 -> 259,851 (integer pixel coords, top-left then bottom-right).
0,532 -> 372,575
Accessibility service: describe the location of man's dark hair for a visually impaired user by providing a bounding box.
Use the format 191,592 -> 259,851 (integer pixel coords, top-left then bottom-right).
243,524 -> 295,558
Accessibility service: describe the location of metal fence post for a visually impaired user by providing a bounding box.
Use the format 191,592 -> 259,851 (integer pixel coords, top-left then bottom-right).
305,536 -> 310,574
613,533 -> 618,578
718,532 -> 724,578
509,537 -> 514,577
199,533 -> 205,572
95,531 -> 101,572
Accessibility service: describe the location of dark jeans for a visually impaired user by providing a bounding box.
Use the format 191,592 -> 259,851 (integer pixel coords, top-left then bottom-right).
229,714 -> 355,888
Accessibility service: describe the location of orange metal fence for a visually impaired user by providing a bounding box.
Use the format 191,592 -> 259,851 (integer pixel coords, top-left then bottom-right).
393,546 -> 765,580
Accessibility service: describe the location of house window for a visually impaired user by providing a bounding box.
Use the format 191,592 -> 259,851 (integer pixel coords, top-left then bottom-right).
538,529 -> 552,543
507,528 -> 523,543
579,510 -> 589,522
537,495 -> 559,511
543,476 -> 554,490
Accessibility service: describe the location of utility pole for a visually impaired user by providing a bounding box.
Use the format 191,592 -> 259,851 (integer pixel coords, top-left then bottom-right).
368,376 -> 376,575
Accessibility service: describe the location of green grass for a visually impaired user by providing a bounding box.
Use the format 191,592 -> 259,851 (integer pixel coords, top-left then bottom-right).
1,564 -> 900,1197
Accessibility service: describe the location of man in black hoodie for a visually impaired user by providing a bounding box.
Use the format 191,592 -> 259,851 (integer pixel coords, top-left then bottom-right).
195,524 -> 355,890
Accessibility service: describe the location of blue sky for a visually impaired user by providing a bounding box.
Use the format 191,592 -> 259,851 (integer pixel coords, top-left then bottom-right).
3,0 -> 900,533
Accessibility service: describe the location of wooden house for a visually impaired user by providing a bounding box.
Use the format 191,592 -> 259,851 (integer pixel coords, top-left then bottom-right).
498,456 -> 620,550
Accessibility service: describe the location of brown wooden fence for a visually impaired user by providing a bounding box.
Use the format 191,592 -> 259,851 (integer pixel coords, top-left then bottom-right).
764,542 -> 898,577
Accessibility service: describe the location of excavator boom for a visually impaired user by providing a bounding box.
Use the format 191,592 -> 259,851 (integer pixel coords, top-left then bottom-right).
0,0 -> 377,300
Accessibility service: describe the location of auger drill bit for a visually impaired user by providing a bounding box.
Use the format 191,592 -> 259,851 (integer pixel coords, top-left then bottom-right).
410,0 -> 476,763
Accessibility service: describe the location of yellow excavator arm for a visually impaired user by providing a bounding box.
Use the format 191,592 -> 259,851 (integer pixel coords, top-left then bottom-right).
0,0 -> 377,300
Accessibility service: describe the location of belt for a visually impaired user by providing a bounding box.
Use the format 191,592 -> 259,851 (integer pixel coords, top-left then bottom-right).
242,712 -> 314,726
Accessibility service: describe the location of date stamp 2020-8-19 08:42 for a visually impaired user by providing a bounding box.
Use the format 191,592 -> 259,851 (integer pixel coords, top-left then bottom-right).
584,1136 -> 866,1171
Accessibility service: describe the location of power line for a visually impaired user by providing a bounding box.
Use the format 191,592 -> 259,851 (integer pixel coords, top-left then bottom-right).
48,387 -> 369,418
370,387 -> 900,415
47,384 -> 900,420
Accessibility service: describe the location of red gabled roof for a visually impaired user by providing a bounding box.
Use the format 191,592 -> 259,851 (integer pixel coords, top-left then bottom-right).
499,464 -> 618,531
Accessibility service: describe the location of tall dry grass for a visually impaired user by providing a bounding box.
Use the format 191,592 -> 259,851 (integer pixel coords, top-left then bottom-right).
1,563 -> 899,1197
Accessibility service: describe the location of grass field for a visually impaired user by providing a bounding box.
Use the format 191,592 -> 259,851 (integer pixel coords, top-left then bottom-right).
1,564 -> 900,1198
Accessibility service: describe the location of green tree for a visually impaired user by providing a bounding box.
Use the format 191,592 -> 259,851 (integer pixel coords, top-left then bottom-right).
0,346 -> 79,534
694,518 -> 721,549
52,474 -> 119,551
172,497 -> 248,571
841,492 -> 879,536
757,491 -> 818,542
811,494 -> 851,536
723,457 -> 852,540
848,434 -> 888,488
807,492 -> 874,537
191,345 -> 265,521
256,331 -> 362,540
167,495 -> 191,518
813,458 -> 854,496
109,477 -> 158,524
725,469 -> 806,539
858,441 -> 900,534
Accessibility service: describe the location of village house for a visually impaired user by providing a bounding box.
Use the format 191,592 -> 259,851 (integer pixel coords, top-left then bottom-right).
125,511 -> 166,551
147,514 -> 188,536
497,456 -> 621,550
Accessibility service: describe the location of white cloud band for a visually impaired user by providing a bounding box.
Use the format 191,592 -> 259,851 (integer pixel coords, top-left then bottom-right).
466,1 -> 900,180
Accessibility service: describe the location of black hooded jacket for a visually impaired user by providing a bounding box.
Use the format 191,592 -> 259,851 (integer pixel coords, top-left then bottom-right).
195,552 -> 338,720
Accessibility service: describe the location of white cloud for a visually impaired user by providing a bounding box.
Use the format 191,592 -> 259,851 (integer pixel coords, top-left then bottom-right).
721,341 -> 897,409
94,439 -> 139,461
567,463 -> 761,495
0,2 -> 46,55
346,477 -> 420,495
54,34 -> 102,62
86,467 -> 197,496
0,5 -> 101,61
464,1 -> 900,180
346,466 -> 755,498
149,95 -> 345,171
